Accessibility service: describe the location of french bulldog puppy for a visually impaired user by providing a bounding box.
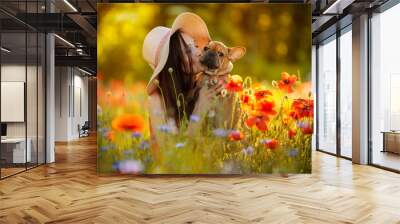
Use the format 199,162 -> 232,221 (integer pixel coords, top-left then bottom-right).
200,41 -> 245,77
198,41 -> 246,130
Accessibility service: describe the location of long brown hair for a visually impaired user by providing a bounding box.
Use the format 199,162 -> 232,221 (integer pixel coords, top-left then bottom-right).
156,30 -> 199,127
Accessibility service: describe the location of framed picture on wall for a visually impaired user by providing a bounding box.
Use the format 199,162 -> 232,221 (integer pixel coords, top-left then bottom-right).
97,3 -> 312,174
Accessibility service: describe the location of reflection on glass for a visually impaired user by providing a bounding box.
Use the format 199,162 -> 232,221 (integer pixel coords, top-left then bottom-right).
340,29 -> 352,158
1,31 -> 27,177
0,2 -> 46,179
371,4 -> 400,171
317,37 -> 337,154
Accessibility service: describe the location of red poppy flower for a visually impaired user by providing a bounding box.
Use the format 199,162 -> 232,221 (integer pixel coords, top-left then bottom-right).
240,93 -> 252,105
107,131 -> 115,142
297,121 -> 313,135
278,72 -> 297,93
245,113 -> 269,131
290,99 -> 314,120
289,110 -> 299,120
112,114 -> 145,132
254,86 -> 272,101
288,128 -> 297,139
228,130 -> 244,141
225,75 -> 243,92
256,99 -> 277,117
300,126 -> 313,135
264,139 -> 279,150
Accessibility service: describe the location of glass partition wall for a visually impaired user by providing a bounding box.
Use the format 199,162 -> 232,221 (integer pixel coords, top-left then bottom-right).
316,25 -> 353,159
370,3 -> 400,172
317,35 -> 337,155
0,3 -> 46,179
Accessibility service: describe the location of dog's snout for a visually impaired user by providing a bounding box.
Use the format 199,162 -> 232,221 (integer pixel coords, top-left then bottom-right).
208,51 -> 217,58
200,51 -> 219,69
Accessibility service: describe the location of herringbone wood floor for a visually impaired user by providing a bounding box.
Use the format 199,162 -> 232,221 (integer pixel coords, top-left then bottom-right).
0,136 -> 400,224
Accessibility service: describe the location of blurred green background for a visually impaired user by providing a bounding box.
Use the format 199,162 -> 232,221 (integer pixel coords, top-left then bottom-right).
98,3 -> 311,83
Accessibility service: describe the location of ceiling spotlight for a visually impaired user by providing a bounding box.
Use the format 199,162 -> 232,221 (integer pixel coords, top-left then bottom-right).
1,47 -> 11,53
54,34 -> 75,48
63,0 -> 78,12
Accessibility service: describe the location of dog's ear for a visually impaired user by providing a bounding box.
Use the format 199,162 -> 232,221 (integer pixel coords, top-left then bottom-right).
228,47 -> 246,61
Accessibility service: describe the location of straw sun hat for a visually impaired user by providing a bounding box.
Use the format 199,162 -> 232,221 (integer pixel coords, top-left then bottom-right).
142,12 -> 211,94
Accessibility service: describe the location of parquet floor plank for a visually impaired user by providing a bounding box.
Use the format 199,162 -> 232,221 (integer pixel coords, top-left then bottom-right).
0,136 -> 399,223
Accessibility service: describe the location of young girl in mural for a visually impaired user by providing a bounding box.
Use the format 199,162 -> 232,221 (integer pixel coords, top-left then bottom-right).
142,12 -> 230,147
98,5 -> 313,174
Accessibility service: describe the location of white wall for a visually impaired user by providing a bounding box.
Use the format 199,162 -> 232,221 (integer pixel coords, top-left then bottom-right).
54,67 -> 89,141
55,67 -> 69,141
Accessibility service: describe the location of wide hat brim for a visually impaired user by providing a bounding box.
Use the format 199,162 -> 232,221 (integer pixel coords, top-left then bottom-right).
146,12 -> 211,94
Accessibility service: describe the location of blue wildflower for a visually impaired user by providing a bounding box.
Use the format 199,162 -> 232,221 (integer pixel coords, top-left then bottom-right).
132,131 -> 142,138
190,114 -> 200,122
118,160 -> 143,174
100,146 -> 109,152
124,150 -> 134,155
297,121 -> 308,129
213,128 -> 228,137
139,140 -> 150,150
288,148 -> 298,157
175,142 -> 186,148
246,146 -> 254,155
158,124 -> 173,133
259,139 -> 269,144
112,162 -> 119,171
242,146 -> 254,156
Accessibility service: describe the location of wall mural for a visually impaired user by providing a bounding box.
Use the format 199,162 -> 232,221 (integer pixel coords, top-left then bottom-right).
97,3 -> 312,174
